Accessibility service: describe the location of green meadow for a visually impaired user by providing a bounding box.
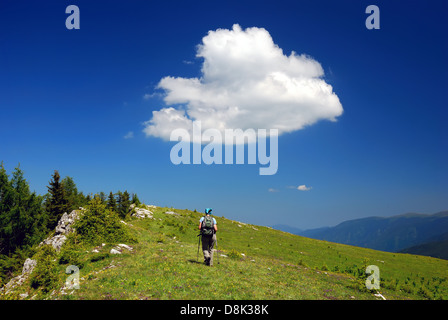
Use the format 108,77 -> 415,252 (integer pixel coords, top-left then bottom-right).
2,204 -> 447,300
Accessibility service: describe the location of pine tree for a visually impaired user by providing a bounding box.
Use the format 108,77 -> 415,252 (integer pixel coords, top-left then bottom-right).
98,191 -> 106,204
8,165 -> 31,252
131,193 -> 141,206
116,190 -> 131,219
0,162 -> 13,218
23,192 -> 47,247
107,191 -> 117,212
61,176 -> 88,211
0,164 -> 46,256
46,170 -> 69,231
116,191 -> 123,215
122,191 -> 131,218
61,176 -> 78,212
0,162 -> 13,255
77,191 -> 88,207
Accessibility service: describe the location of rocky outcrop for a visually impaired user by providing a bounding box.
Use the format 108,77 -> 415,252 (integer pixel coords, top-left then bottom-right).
55,210 -> 79,235
0,258 -> 36,295
40,209 -> 80,252
130,204 -> 153,219
110,243 -> 133,254
1,209 -> 81,296
22,258 -> 37,274
1,203 -> 145,296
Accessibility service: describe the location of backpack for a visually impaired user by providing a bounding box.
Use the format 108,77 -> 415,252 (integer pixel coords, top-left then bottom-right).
201,215 -> 215,237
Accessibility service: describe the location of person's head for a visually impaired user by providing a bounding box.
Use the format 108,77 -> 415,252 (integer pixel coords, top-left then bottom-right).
205,208 -> 212,215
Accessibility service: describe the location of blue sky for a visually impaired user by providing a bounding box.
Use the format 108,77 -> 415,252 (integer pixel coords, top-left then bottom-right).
1,0 -> 447,229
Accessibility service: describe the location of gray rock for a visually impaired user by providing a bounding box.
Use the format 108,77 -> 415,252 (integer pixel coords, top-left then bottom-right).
22,258 -> 37,275
110,248 -> 121,255
55,211 -> 79,235
117,244 -> 133,251
1,209 -> 81,296
40,209 -> 80,252
0,258 -> 37,295
110,244 -> 133,254
130,203 -> 153,219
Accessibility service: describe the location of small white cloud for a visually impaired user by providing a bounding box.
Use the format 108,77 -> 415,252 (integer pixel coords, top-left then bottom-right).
268,188 -> 279,193
124,131 -> 134,139
297,185 -> 312,191
143,93 -> 157,100
143,24 -> 343,143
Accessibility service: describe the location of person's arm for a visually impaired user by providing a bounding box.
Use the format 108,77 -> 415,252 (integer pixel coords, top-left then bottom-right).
198,222 -> 202,231
214,218 -> 218,232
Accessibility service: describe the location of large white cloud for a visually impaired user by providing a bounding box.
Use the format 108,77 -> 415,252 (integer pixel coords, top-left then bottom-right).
143,24 -> 343,143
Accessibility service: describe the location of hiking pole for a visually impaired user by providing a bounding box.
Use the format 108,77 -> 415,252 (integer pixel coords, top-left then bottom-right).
197,233 -> 201,262
215,235 -> 220,265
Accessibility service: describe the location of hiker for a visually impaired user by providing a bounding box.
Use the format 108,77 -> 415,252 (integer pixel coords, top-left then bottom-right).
198,208 -> 218,266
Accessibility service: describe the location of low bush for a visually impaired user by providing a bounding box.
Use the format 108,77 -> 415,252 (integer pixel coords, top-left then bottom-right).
58,234 -> 85,269
227,249 -> 243,260
29,245 -> 59,293
73,197 -> 136,246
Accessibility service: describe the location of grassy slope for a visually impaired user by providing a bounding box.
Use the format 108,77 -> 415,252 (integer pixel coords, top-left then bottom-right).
4,206 -> 448,300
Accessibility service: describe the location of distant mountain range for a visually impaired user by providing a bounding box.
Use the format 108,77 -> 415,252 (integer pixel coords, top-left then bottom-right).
273,211 -> 448,260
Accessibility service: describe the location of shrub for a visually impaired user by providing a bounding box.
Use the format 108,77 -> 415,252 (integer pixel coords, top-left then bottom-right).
156,233 -> 165,243
90,253 -> 110,263
29,245 -> 59,293
227,249 -> 242,260
178,224 -> 187,234
73,197 -> 135,246
297,259 -> 308,268
58,234 -> 84,268
165,217 -> 176,227
417,285 -> 433,300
